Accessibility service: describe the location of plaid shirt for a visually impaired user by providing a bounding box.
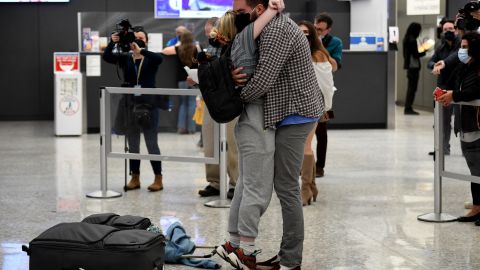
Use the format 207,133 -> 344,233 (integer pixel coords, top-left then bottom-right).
240,14 -> 324,129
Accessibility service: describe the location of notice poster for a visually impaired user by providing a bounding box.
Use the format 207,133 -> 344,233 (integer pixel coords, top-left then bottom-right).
86,55 -> 101,77
54,52 -> 80,74
407,0 -> 440,15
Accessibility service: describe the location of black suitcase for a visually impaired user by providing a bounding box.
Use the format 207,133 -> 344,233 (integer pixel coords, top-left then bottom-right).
23,222 -> 165,270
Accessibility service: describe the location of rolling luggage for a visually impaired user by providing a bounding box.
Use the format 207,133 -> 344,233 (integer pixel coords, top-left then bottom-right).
23,215 -> 165,270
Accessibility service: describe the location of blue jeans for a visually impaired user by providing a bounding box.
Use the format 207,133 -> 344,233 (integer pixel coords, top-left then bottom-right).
177,81 -> 196,133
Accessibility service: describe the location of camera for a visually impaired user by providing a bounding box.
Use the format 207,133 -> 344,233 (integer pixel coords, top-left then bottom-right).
115,19 -> 136,52
458,1 -> 480,31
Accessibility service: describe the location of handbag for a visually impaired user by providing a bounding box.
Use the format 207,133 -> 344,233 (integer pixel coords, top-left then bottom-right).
133,103 -> 154,129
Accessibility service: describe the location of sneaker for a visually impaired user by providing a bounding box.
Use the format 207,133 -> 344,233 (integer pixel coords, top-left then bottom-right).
216,241 -> 236,264
228,248 -> 260,270
257,255 -> 280,270
270,266 -> 301,270
198,185 -> 220,197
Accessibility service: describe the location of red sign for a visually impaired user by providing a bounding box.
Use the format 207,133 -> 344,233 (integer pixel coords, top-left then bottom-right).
54,52 -> 80,73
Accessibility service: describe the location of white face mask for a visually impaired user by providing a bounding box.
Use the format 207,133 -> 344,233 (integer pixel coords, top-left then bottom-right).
458,48 -> 471,64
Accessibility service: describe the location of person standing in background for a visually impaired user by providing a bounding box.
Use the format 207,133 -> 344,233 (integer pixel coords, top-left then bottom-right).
103,27 -> 165,192
428,19 -> 460,155
297,20 -> 335,206
403,22 -> 426,115
163,31 -> 199,134
190,17 -> 239,199
313,12 -> 342,178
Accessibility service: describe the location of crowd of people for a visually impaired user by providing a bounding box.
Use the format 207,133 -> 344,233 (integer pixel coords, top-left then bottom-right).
101,0 -> 480,268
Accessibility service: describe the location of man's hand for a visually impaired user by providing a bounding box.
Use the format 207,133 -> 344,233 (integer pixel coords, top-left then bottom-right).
471,10 -> 480,21
269,0 -> 285,12
186,76 -> 197,87
130,42 -> 142,54
111,32 -> 120,43
432,60 -> 445,75
232,67 -> 248,87
437,90 -> 454,106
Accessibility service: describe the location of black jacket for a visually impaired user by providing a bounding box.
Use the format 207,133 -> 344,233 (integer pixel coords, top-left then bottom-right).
452,61 -> 480,134
403,36 -> 426,70
428,38 -> 461,89
102,42 -> 163,88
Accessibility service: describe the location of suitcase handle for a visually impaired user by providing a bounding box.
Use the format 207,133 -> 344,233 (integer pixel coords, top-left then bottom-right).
21,245 -> 30,256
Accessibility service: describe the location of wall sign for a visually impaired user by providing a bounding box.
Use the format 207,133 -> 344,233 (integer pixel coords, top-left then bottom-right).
54,52 -> 80,74
407,0 -> 440,15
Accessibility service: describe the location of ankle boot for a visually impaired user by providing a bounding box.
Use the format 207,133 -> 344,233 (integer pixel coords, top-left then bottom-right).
148,175 -> 163,191
126,174 -> 140,190
301,154 -> 314,206
311,165 -> 318,202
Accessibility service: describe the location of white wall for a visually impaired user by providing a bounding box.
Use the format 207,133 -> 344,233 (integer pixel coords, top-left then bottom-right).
350,0 -> 389,48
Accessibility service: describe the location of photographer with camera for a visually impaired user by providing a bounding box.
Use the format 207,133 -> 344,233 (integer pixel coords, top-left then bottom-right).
103,21 -> 165,192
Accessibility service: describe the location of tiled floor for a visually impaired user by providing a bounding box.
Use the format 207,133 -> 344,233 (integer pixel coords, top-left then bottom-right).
1,107 -> 479,270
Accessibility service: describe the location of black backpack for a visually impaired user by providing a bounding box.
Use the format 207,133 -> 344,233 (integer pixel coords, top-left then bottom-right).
198,45 -> 243,123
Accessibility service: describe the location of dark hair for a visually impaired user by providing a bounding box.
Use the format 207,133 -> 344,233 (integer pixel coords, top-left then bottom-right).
442,19 -> 455,27
178,31 -> 196,67
134,27 -> 149,42
297,20 -> 330,59
246,0 -> 268,8
404,22 -> 422,39
463,32 -> 480,62
315,13 -> 333,28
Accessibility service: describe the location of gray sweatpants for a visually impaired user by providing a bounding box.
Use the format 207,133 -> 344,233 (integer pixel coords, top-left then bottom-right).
228,99 -> 314,267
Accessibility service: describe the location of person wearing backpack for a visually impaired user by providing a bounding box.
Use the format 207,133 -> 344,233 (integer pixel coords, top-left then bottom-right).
213,0 -> 324,269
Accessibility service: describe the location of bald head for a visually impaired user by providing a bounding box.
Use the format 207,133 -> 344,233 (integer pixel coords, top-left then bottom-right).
175,26 -> 188,36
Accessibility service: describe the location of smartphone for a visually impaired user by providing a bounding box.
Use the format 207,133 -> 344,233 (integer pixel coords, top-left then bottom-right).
434,87 -> 446,99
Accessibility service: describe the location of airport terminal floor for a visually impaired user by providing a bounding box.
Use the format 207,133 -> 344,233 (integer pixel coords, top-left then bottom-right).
1,106 -> 479,270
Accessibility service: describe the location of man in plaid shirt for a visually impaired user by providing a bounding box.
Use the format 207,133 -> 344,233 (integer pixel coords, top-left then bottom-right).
216,0 -> 325,269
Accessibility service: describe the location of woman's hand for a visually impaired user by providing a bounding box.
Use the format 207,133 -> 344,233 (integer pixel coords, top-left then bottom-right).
437,90 -> 454,106
111,32 -> 120,43
186,76 -> 197,87
432,60 -> 445,75
130,42 -> 142,55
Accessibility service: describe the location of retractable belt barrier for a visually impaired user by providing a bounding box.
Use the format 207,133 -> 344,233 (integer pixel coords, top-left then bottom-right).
418,99 -> 480,222
86,87 -> 231,208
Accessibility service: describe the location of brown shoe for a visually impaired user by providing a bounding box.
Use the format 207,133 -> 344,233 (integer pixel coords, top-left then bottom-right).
148,175 -> 163,191
301,154 -> 314,206
126,174 -> 140,190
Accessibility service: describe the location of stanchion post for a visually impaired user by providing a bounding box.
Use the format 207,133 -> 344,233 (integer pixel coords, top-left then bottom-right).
205,123 -> 231,208
418,102 -> 456,222
86,87 -> 122,199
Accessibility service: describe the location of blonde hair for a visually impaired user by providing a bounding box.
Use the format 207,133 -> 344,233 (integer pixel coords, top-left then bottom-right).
214,10 -> 237,43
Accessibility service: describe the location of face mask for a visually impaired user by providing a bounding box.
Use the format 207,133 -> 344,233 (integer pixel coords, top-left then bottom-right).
208,37 -> 222,48
444,31 -> 456,42
235,12 -> 252,32
134,39 -> 146,48
458,48 -> 471,64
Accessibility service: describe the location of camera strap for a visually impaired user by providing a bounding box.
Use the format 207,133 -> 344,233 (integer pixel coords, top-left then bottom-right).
132,56 -> 145,86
